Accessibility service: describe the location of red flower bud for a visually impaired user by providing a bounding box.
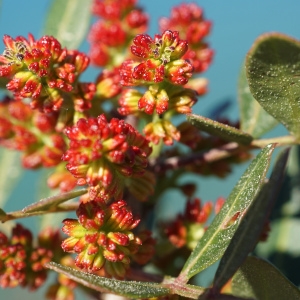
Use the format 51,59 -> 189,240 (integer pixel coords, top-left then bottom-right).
118,89 -> 142,116
131,34 -> 155,59
132,60 -> 165,84
144,119 -> 180,146
168,88 -> 197,114
165,59 -> 193,85
96,68 -> 122,99
138,86 -> 169,115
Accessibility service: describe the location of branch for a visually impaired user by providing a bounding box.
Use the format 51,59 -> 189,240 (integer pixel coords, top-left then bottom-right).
150,142 -> 240,173
1,203 -> 79,223
150,135 -> 299,173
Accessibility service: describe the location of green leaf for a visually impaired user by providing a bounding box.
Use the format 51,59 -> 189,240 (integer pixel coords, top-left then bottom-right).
238,62 -> 278,138
179,144 -> 275,281
186,114 -> 253,145
256,146 -> 300,259
43,0 -> 93,49
22,188 -> 87,213
246,33 -> 300,139
273,145 -> 300,217
232,256 -> 300,300
255,218 -> 300,286
0,148 -> 23,209
46,262 -> 171,299
212,148 -> 289,293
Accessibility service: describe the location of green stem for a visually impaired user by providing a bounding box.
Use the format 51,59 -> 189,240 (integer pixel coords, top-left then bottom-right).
150,139 -> 164,158
1,188 -> 87,222
22,188 -> 88,213
162,277 -> 205,299
149,112 -> 164,158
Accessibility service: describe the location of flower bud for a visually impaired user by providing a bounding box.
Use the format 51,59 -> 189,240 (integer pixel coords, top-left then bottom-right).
138,86 -> 169,115
0,224 -> 54,290
118,89 -> 142,116
168,88 -> 197,114
96,68 -> 122,99
131,34 -> 155,59
165,59 -> 193,85
144,119 -> 180,145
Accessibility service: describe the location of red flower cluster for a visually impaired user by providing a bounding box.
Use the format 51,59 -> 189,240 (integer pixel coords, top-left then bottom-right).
160,3 -> 213,73
89,0 -> 148,67
0,224 -> 55,290
0,224 -> 79,299
0,34 -> 94,112
62,114 -> 153,201
62,201 -> 155,278
0,97 -> 66,168
163,198 -> 225,249
117,28 -> 203,146
118,87 -> 198,145
120,30 -> 193,86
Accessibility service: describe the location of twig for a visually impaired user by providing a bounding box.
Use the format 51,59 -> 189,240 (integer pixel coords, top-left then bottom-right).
150,135 -> 299,173
1,203 -> 79,223
150,142 -> 240,173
